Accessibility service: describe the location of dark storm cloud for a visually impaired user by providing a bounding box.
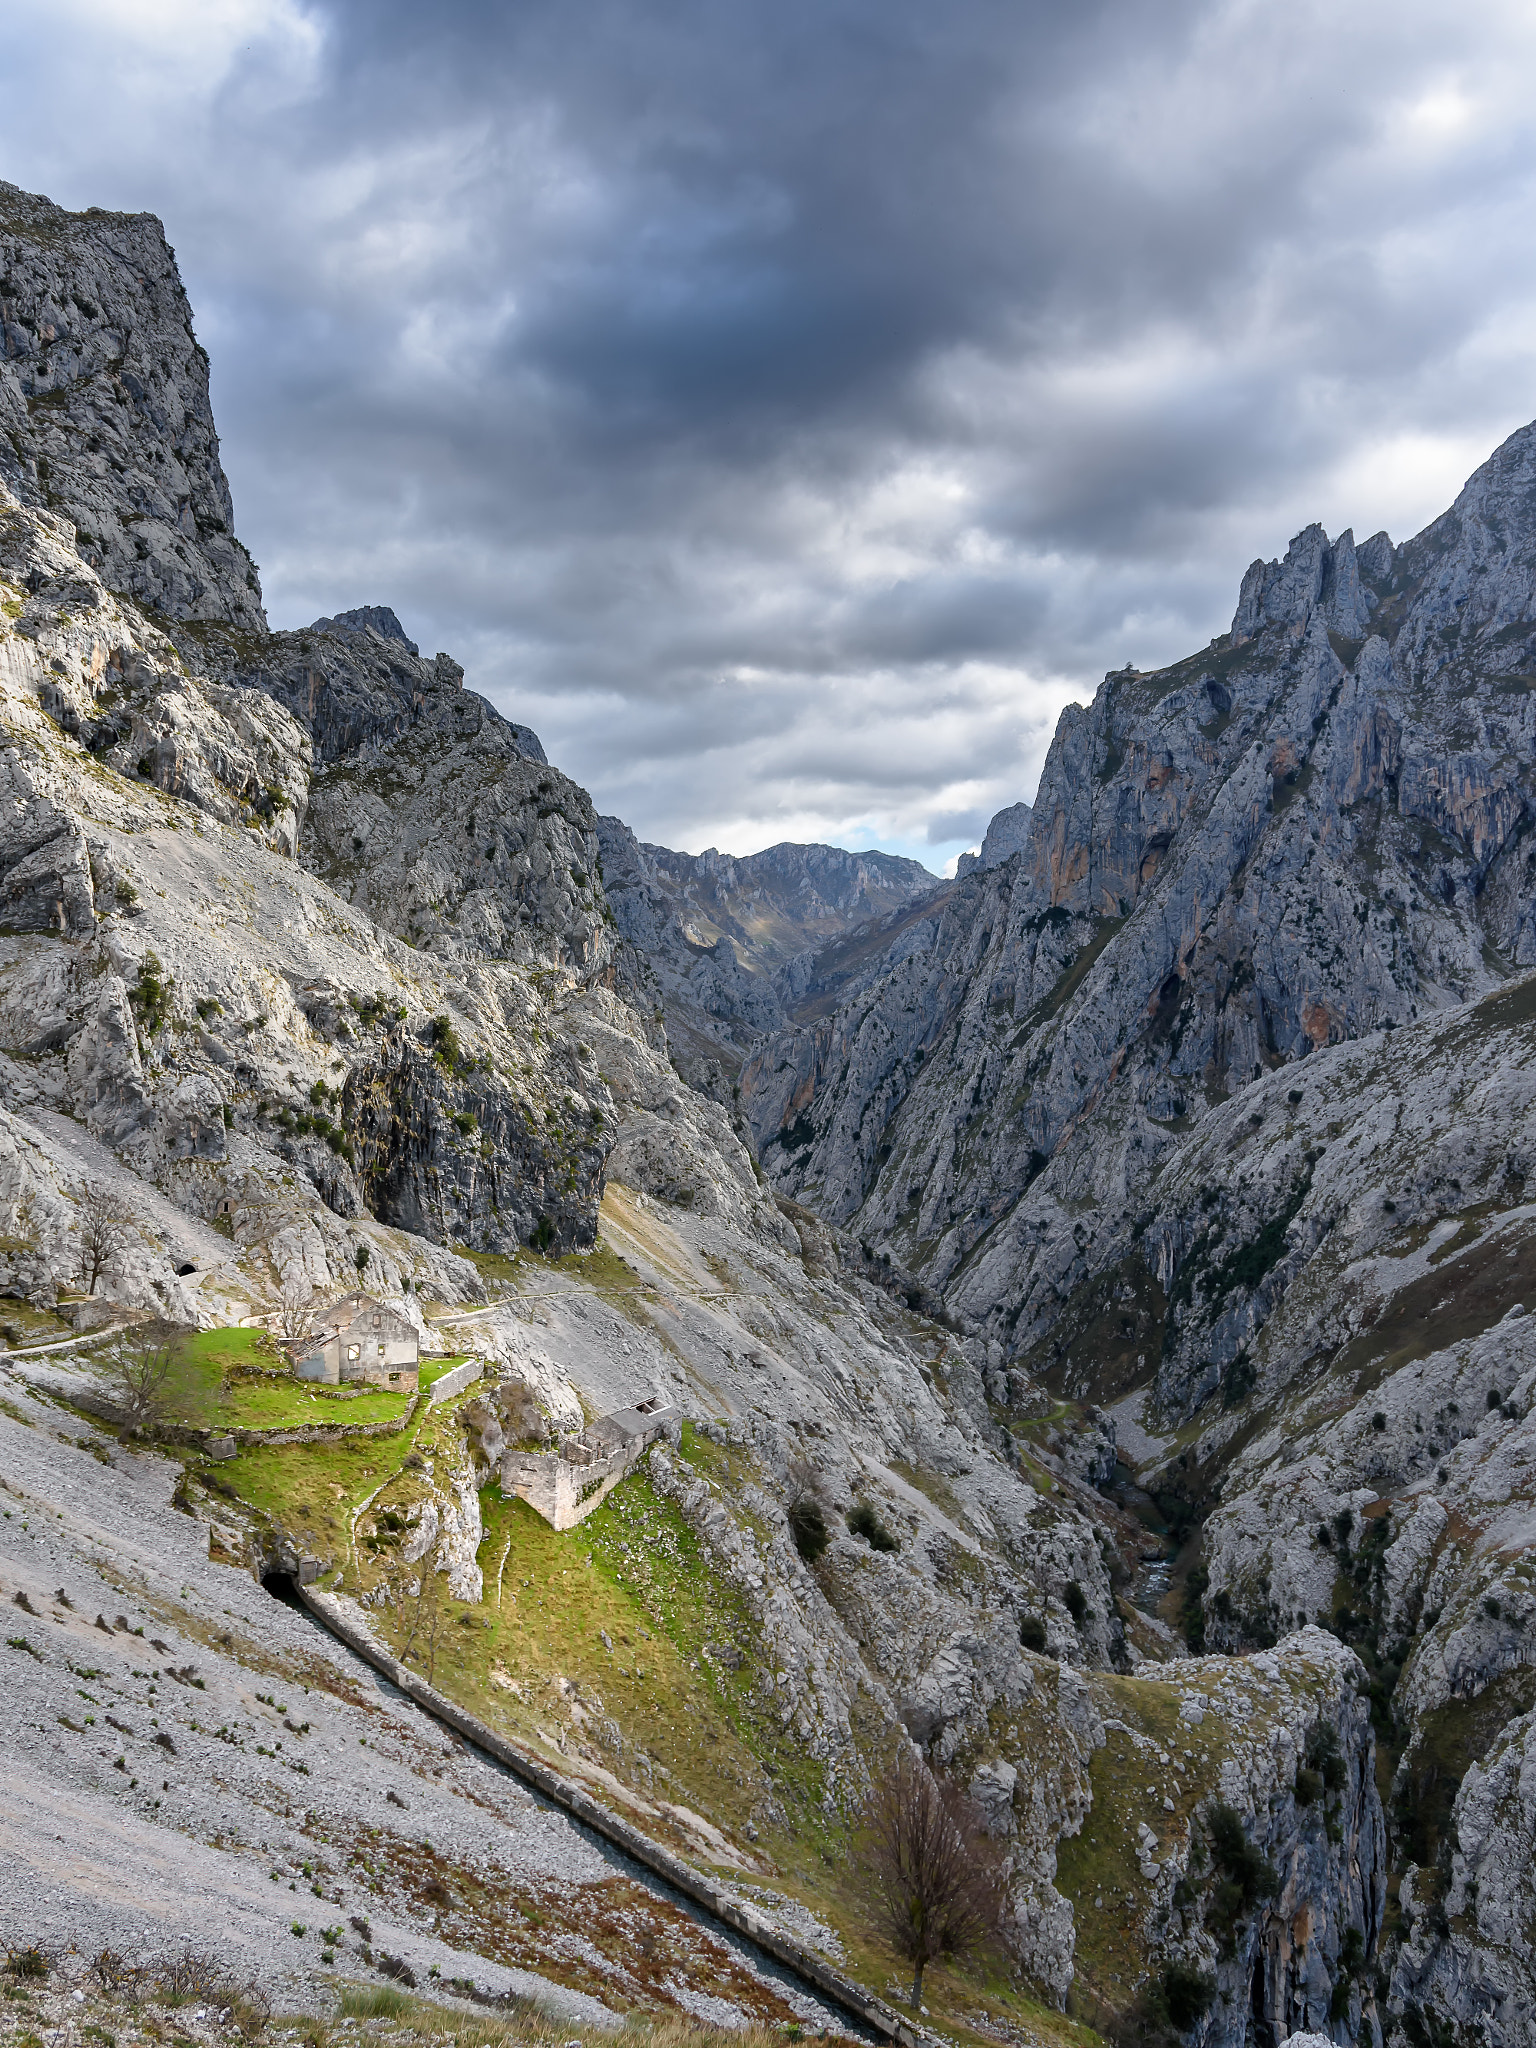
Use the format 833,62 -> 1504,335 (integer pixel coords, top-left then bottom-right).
8,1 -> 1536,863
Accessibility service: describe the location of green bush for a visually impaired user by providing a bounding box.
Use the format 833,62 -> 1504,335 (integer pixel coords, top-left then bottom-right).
1182,1562 -> 1208,1651
1063,1580 -> 1089,1624
1203,1800 -> 1277,1953
1159,1962 -> 1215,2028
788,1497 -> 829,1564
847,1501 -> 898,1552
1019,1614 -> 1048,1653
1294,1766 -> 1323,1806
1308,1723 -> 1347,1792
428,1013 -> 463,1068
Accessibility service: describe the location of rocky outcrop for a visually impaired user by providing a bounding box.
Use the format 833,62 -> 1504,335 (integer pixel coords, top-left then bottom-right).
0,180 -> 265,632
302,725 -> 612,977
345,1021 -> 610,1255
191,608 -> 546,770
956,799 -> 1033,876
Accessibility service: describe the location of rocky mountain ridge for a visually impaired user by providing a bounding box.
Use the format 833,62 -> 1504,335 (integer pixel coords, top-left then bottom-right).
1,179 -> 264,633
596,819 -> 941,1085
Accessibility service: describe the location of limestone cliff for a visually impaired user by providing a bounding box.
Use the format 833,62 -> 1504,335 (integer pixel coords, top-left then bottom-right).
0,179 -> 265,632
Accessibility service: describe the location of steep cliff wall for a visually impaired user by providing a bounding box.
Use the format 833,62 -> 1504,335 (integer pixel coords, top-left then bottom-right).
744,431 -> 1536,1366
0,179 -> 265,632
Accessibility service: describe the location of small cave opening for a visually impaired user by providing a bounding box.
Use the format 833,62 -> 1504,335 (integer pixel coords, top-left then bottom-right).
176,1262 -> 197,1276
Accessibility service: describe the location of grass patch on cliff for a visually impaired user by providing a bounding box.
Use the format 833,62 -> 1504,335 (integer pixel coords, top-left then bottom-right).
1392,1668 -> 1536,1908
209,1427 -> 424,1562
451,1245 -> 524,1293
552,1234 -> 650,1294
1052,1671 -> 1232,1997
343,1462 -> 832,1885
354,1466 -> 1086,2043
162,1327 -> 417,1430
1025,1252 -> 1167,1412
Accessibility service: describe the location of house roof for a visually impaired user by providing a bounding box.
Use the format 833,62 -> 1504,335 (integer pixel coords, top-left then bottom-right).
306,1291 -> 418,1345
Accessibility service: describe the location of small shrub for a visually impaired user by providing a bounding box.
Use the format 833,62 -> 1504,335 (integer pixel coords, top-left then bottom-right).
158,1952 -> 224,2000
1308,1723 -> 1348,1793
4,1949 -> 48,1981
847,1500 -> 899,1552
428,1014 -> 463,1068
1372,1411 -> 1387,1432
1203,1801 -> 1277,1953
1294,1766 -> 1323,1806
1484,1596 -> 1502,1620
1159,1962 -> 1215,2029
1019,1614 -> 1048,1653
1063,1580 -> 1089,1624
129,952 -> 174,1037
229,1984 -> 272,2041
87,1950 -> 136,1996
1181,1562 -> 1208,1651
788,1497 -> 829,1564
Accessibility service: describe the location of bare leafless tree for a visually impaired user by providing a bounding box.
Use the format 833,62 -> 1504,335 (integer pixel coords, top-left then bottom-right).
77,1189 -> 134,1296
387,1560 -> 451,1684
858,1749 -> 1001,2009
273,1275 -> 314,1345
101,1321 -> 197,1441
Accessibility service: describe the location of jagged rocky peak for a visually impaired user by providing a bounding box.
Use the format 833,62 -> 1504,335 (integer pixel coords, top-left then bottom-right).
0,179 -> 265,633
744,411 -> 1536,1332
306,603 -> 420,653
1229,521 -> 1388,643
956,798 -> 1033,875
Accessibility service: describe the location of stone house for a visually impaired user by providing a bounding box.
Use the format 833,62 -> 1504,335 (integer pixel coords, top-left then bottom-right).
291,1291 -> 420,1390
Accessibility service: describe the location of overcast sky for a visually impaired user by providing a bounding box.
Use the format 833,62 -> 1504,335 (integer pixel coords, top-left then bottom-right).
9,2 -> 1536,870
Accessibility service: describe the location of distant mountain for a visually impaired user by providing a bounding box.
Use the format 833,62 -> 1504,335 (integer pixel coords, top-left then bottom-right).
595,820 -> 942,1081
